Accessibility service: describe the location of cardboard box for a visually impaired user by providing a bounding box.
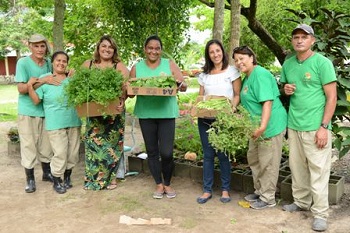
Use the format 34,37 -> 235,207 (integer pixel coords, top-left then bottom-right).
76,99 -> 121,117
190,95 -> 231,118
127,86 -> 177,96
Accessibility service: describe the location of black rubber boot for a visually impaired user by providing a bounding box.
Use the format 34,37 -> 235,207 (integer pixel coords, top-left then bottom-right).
53,176 -> 66,194
25,168 -> 36,193
41,162 -> 54,182
64,169 -> 73,189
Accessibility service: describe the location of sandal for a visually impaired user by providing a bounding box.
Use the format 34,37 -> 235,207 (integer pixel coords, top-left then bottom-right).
107,180 -> 117,190
153,184 -> 165,199
164,186 -> 176,199
153,191 -> 164,199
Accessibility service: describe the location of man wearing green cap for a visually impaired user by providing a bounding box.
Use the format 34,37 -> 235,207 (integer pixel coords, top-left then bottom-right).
15,34 -> 60,193
280,24 -> 337,232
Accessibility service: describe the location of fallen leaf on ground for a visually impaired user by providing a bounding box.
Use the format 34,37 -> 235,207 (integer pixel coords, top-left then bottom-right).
238,201 -> 250,208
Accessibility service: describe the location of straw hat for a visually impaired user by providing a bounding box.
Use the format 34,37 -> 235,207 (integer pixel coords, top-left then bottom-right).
28,34 -> 51,55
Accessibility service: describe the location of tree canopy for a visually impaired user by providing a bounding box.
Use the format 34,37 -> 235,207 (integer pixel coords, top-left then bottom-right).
1,0 -> 193,67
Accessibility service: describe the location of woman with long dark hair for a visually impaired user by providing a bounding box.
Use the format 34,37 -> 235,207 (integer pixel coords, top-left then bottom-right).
196,39 -> 241,204
82,35 -> 129,190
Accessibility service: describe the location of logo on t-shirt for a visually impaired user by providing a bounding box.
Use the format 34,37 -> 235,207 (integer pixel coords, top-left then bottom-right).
303,72 -> 312,84
243,86 -> 248,94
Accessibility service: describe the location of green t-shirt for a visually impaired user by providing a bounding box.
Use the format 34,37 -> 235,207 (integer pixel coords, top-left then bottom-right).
36,74 -> 81,131
240,65 -> 287,138
133,58 -> 179,119
280,53 -> 336,131
15,56 -> 52,117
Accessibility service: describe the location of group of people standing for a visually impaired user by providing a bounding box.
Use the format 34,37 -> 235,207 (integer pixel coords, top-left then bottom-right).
15,33 -> 187,196
15,23 -> 336,232
195,24 -> 336,232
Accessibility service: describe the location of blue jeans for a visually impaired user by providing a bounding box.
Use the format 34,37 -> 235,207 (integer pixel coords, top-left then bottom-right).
198,118 -> 231,193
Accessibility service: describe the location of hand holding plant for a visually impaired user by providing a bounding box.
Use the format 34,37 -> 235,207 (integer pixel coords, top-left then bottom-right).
207,106 -> 256,161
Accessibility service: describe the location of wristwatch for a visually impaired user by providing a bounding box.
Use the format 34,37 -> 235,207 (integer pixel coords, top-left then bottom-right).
320,123 -> 328,129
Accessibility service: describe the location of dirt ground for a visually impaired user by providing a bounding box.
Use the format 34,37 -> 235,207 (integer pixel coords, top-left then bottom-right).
0,121 -> 350,233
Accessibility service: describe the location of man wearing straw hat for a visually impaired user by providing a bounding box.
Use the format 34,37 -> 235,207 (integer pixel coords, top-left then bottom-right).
15,34 -> 59,193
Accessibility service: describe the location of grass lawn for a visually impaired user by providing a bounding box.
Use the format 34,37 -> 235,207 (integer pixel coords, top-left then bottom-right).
0,85 -> 18,122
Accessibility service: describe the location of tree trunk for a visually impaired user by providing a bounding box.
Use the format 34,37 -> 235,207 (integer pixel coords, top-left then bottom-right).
229,0 -> 241,65
53,0 -> 65,51
213,0 -> 225,41
199,0 -> 288,64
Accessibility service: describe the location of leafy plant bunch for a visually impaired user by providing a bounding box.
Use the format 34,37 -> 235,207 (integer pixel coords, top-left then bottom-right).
65,67 -> 125,107
207,106 -> 256,161
129,76 -> 176,88
195,98 -> 231,111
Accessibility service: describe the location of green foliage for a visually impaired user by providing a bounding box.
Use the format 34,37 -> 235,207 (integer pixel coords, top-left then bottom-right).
177,92 -> 198,106
63,0 -> 193,68
174,116 -> 203,159
177,92 -> 198,113
130,76 -> 176,88
105,0 -> 192,62
64,0 -> 112,68
65,68 -> 124,107
1,0 -> 193,68
178,41 -> 204,71
0,0 -> 11,11
195,98 -> 231,110
287,8 -> 350,158
0,0 -> 52,55
207,106 -> 256,161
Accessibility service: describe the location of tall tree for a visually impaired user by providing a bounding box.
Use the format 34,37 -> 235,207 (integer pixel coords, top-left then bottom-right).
0,0 -> 51,59
199,0 -> 287,64
63,0 -> 192,67
229,0 -> 241,64
213,0 -> 225,41
53,0 -> 65,51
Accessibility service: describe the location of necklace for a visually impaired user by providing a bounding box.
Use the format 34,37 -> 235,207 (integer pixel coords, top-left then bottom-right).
296,51 -> 314,64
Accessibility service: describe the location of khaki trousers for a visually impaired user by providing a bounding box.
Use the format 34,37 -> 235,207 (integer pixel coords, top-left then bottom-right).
47,127 -> 81,177
247,131 -> 285,204
18,115 -> 53,169
288,129 -> 331,220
